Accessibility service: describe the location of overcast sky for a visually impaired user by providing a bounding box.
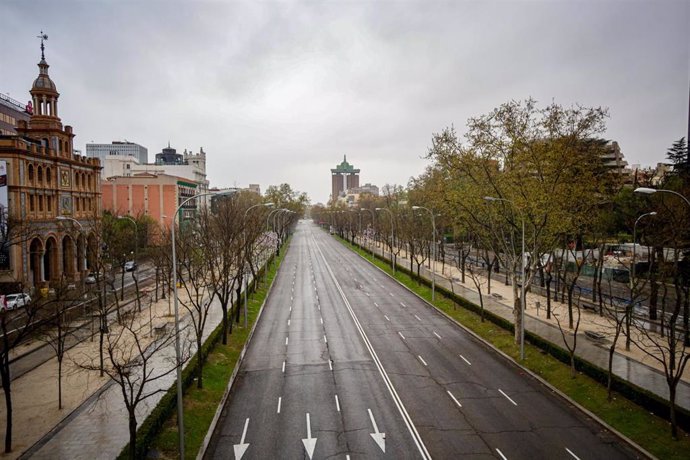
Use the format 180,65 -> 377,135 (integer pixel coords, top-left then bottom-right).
2,0 -> 688,204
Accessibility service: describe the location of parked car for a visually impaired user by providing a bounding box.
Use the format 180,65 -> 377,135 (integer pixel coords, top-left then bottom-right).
124,260 -> 137,272
3,293 -> 31,311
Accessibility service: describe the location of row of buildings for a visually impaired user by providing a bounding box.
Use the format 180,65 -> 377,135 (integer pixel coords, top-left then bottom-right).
0,41 -> 256,293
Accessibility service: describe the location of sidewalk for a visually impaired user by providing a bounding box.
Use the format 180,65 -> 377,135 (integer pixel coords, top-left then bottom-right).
357,238 -> 690,412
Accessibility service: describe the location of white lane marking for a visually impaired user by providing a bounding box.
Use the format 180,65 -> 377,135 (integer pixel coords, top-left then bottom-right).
389,292 -> 394,297
447,390 -> 462,408
379,283 -> 384,288
498,389 -> 518,406
320,317 -> 323,324
346,456 -> 350,460
277,397 -> 282,414
233,418 -> 250,459
433,331 -> 442,340
367,408 -> 386,452
335,395 -> 341,412
324,335 -> 328,343
285,337 -> 289,346
459,354 -> 472,365
400,302 -> 406,308
328,359 -> 333,371
289,306 -> 292,312
384,315 -> 391,321
566,448 -> 581,460
418,355 -> 428,366
414,314 -> 422,322
496,448 -> 508,460
374,302 -> 379,307
398,331 -> 406,340
302,413 -> 317,459
287,319 -> 290,326
312,234 -> 431,459
282,361 -> 286,373
365,292 -> 370,297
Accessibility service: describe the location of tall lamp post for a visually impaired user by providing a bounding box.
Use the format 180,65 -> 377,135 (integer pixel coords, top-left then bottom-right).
361,208 -> 375,257
629,211 -> 657,349
484,196 -> 526,361
171,189 -> 235,458
376,207 -> 395,274
243,203 -> 273,328
411,206 -> 437,301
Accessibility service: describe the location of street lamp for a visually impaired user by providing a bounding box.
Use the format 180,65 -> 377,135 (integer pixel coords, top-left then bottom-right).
634,187 -> 690,209
171,189 -> 236,458
376,207 -> 395,274
484,196 -> 526,361
412,206 -> 437,301
360,208 -> 375,257
242,203 -> 274,328
628,211 -> 657,349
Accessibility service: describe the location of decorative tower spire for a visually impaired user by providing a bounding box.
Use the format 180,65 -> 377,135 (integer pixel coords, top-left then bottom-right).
37,31 -> 48,61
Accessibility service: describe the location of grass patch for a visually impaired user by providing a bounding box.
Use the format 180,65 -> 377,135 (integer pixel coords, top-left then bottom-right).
146,247 -> 289,459
342,238 -> 690,459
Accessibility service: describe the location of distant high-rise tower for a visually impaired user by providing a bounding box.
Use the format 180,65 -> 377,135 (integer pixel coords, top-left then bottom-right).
331,155 -> 360,201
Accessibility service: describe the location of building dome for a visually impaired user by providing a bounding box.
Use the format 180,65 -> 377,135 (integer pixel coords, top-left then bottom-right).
31,59 -> 58,95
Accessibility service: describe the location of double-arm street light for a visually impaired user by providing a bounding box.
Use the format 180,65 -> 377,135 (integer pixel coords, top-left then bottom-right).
375,207 -> 395,273
360,208 -> 375,257
411,205 -> 437,301
243,202 -> 274,327
484,196 -> 526,361
171,189 -> 236,458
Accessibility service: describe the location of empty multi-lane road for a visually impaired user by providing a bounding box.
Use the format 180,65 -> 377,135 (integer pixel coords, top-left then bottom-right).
205,221 -> 641,459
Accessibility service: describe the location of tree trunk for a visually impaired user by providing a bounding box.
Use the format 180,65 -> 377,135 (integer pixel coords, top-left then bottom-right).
197,337 -> 204,389
128,412 -> 138,459
221,301 -> 229,345
545,273 -> 552,319
670,384 -> 678,439
567,284 -> 575,329
58,358 -> 63,410
2,354 -> 13,453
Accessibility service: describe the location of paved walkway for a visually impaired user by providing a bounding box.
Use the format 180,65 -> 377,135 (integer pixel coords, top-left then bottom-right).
356,238 -> 690,412
20,291 -> 229,460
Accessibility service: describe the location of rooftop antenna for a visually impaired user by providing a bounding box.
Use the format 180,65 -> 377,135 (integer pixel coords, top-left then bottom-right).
37,31 -> 48,60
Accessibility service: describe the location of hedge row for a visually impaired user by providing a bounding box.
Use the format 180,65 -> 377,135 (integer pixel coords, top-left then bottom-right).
346,238 -> 690,432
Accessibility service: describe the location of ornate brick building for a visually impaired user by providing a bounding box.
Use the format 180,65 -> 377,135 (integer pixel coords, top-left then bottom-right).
0,37 -> 101,291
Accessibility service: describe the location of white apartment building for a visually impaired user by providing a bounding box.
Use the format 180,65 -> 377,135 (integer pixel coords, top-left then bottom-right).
86,141 -> 148,165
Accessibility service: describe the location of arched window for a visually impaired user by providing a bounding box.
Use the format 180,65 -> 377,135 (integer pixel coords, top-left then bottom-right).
37,166 -> 43,184
29,195 -> 35,212
47,195 -> 52,212
28,164 -> 34,183
38,195 -> 44,212
46,167 -> 52,185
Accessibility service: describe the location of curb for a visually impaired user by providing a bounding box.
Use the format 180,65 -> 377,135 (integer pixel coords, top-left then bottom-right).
336,235 -> 657,460
196,249 -> 288,460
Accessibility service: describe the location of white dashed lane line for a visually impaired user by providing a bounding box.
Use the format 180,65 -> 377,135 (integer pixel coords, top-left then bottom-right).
498,389 -> 518,406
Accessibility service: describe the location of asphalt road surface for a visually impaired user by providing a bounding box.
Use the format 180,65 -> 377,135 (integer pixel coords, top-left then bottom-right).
204,221 -> 641,459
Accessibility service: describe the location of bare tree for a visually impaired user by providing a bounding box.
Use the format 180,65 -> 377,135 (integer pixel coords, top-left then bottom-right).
553,291 -> 583,378
0,213 -> 43,453
36,281 -> 84,409
176,217 -> 215,389
631,247 -> 690,439
77,294 -> 183,458
467,263 -> 488,322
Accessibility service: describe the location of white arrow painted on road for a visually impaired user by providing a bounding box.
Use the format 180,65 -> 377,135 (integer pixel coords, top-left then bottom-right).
233,418 -> 250,459
367,408 -> 386,452
302,413 -> 317,459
